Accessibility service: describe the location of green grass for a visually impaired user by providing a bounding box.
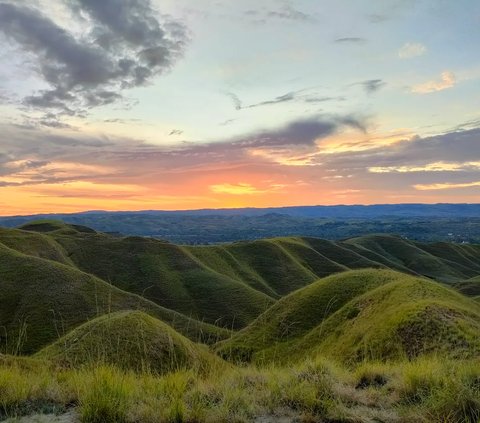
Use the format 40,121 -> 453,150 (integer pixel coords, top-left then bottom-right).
3,220 -> 479,336
0,227 -> 73,265
455,276 -> 480,297
217,269 -> 480,364
0,242 -> 228,354
344,234 -> 480,282
50,232 -> 275,329
2,221 -> 480,421
1,355 -> 479,422
36,311 -> 222,374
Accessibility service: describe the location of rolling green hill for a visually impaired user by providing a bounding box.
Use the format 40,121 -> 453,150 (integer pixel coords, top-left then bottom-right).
2,220 -> 480,356
0,242 -> 228,354
217,269 -> 480,364
36,311 -> 222,374
49,230 -> 275,328
455,276 -> 480,297
1,221 -> 480,422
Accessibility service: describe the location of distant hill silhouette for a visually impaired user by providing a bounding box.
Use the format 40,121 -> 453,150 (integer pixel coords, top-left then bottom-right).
0,204 -> 479,244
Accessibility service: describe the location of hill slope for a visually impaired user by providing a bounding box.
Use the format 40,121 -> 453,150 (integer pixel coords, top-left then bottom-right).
37,311 -> 221,373
0,242 -> 228,354
2,221 -> 480,336
455,276 -> 480,297
217,269 -> 480,363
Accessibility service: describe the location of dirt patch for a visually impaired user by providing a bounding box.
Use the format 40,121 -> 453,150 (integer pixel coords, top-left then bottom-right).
2,410 -> 78,423
396,305 -> 469,359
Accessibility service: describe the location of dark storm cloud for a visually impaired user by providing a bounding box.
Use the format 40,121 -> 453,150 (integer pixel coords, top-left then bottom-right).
360,79 -> 386,94
334,37 -> 367,44
0,0 -> 187,115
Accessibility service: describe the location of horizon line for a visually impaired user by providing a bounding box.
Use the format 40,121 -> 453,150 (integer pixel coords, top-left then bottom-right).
0,202 -> 479,219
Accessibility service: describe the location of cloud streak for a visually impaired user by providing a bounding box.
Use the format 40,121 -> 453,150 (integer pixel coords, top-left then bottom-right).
414,181 -> 480,190
334,37 -> 367,44
244,5 -> 316,24
226,89 -> 345,110
411,71 -> 456,94
361,79 -> 386,94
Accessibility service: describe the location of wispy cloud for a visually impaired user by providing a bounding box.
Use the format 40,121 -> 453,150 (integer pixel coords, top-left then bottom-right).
367,14 -> 389,23
244,5 -> 316,24
360,79 -> 386,94
210,183 -> 265,195
226,92 -> 242,110
169,129 -> 184,136
226,89 -> 345,110
334,37 -> 367,44
398,42 -> 427,59
411,71 -> 456,94
414,181 -> 480,190
369,161 -> 480,173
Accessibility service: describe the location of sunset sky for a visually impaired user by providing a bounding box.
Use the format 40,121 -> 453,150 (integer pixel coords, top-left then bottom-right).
0,0 -> 479,215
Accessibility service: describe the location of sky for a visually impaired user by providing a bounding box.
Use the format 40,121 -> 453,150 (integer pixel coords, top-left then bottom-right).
0,0 -> 479,215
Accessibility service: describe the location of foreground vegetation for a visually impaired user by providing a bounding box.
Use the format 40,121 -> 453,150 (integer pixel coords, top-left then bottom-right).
1,221 -> 480,422
1,355 -> 479,423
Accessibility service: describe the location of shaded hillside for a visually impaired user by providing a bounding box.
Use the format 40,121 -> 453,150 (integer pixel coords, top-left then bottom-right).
0,227 -> 73,265
0,221 -> 480,349
455,276 -> 480,297
47,226 -> 275,328
217,269 -> 480,363
0,242 -> 228,354
344,235 -> 480,283
37,311 -> 222,374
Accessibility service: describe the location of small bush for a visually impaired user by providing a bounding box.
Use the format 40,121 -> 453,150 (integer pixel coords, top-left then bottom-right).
76,367 -> 131,423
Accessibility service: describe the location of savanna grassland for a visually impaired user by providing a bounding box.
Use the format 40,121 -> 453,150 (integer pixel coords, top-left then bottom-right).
1,220 -> 480,422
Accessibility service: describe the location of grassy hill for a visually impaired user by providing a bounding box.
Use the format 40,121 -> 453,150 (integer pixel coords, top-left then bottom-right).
1,221 -> 480,421
343,235 -> 480,282
49,230 -> 275,328
455,275 -> 480,297
0,242 -> 228,354
36,311 -> 222,374
217,269 -> 480,364
2,221 -> 480,352
0,226 -> 73,265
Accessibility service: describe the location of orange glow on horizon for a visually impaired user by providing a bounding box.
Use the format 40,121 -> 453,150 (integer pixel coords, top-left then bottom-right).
1,128 -> 478,217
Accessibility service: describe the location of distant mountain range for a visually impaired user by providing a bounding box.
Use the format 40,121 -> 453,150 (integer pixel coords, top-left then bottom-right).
0,204 -> 479,244
2,203 -> 480,220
